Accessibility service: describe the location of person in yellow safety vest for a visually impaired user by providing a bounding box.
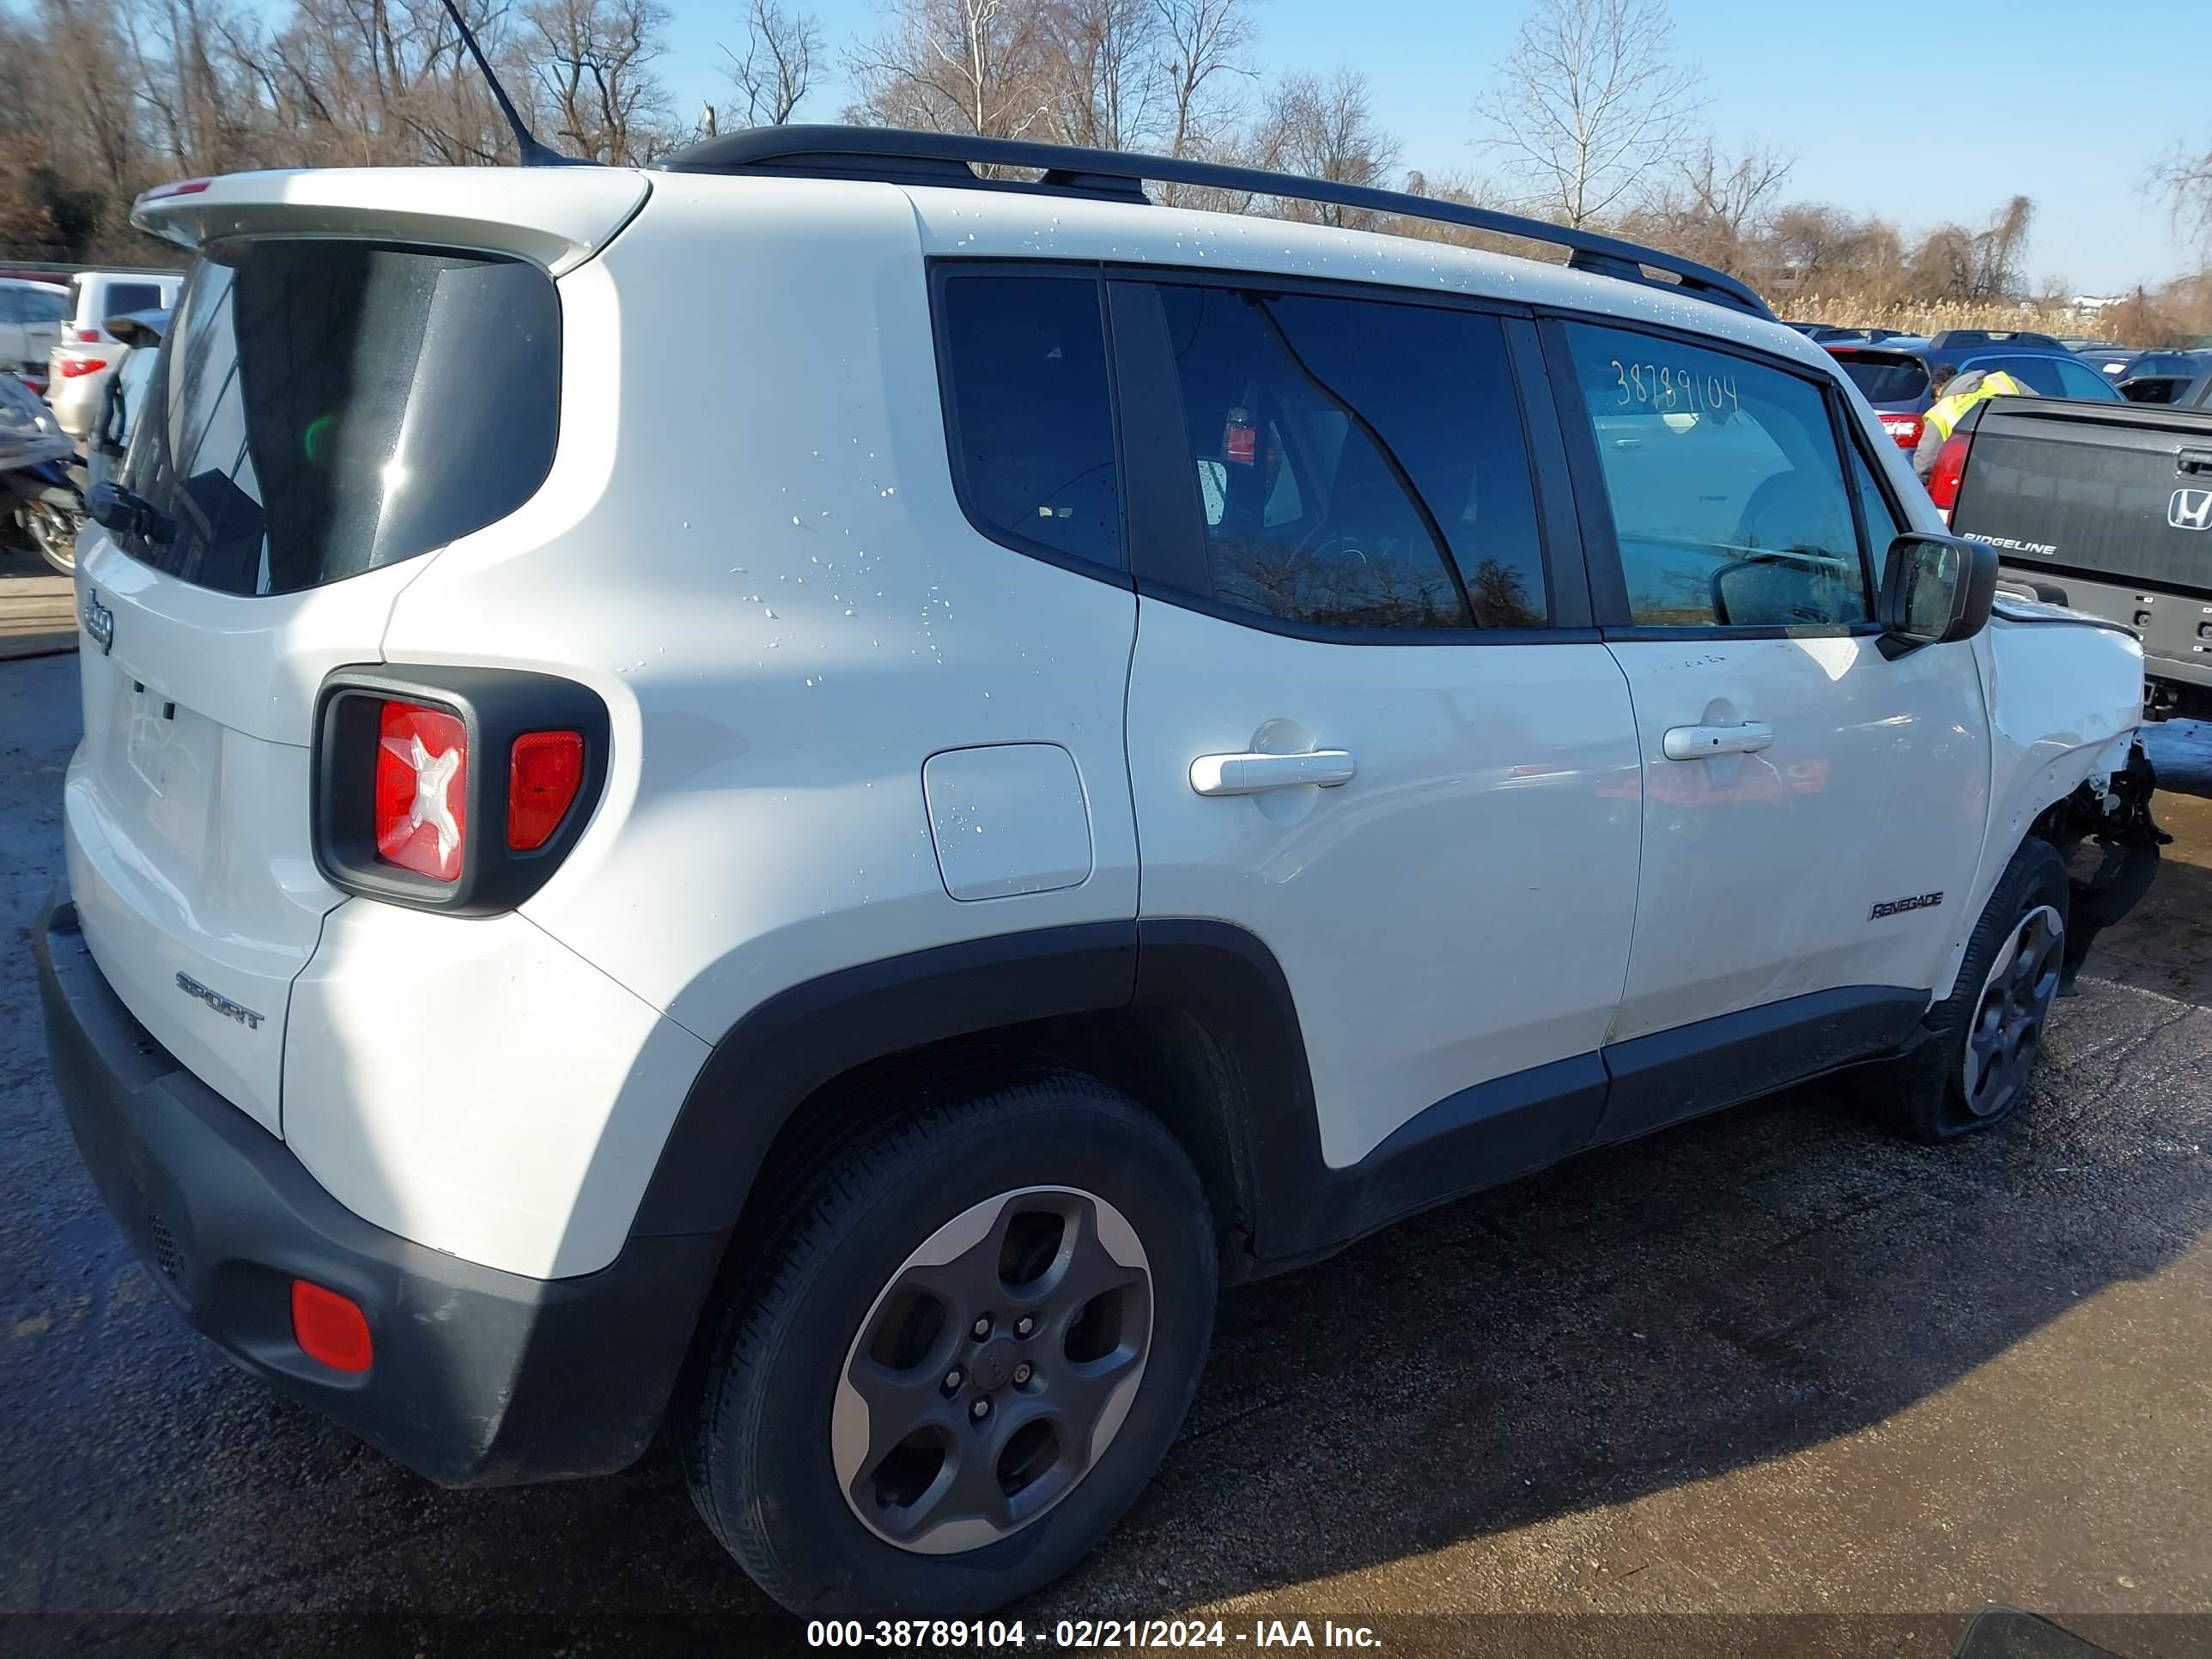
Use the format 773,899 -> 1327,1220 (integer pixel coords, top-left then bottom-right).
1912,365 -> 2033,482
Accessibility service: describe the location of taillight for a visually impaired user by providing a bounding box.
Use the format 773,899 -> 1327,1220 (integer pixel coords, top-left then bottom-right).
315,667 -> 607,915
59,356 -> 107,377
374,700 -> 469,881
1926,433 -> 1972,523
507,730 -> 585,849
1880,412 -> 1923,450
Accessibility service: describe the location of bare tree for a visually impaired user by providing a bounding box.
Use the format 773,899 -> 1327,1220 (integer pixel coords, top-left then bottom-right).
846,0 -> 1053,138
526,0 -> 676,164
1908,195 -> 2033,302
722,0 -> 822,127
2153,132 -> 2212,256
1042,0 -> 1158,150
1474,0 -> 1703,228
1253,69 -> 1400,228
1628,137 -> 1792,274
1155,0 -> 1251,160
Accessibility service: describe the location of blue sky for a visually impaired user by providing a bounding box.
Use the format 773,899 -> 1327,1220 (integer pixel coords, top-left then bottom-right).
657,0 -> 2207,293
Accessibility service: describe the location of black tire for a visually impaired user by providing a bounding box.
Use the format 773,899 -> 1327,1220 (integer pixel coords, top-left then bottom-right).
1876,837 -> 2070,1143
678,1073 -> 1217,1618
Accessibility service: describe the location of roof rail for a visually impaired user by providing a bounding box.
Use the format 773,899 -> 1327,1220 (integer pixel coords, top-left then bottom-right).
659,125 -> 1776,320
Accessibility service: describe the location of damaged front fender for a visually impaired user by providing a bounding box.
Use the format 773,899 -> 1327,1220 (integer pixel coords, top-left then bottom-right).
2036,740 -> 2169,990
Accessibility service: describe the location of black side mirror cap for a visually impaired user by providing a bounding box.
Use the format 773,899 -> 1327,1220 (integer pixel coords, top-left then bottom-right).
1879,530 -> 1997,649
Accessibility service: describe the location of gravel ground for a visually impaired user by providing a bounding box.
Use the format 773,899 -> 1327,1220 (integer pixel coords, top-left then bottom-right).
3,648 -> 2208,1659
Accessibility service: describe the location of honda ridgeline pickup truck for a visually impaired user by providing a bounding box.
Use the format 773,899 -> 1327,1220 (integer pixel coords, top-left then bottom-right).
1936,395 -> 2212,724
35,129 -> 2165,1618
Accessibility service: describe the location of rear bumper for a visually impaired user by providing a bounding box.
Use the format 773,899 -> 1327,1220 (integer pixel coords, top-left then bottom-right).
34,885 -> 723,1487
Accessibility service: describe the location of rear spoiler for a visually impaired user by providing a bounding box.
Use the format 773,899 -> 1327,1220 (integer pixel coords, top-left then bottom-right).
131,169 -> 651,276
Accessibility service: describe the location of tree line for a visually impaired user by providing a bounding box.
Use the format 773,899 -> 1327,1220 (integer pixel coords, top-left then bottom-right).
3,0 -> 2208,331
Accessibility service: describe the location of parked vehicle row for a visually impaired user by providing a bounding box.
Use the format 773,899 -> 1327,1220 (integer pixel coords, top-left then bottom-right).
1829,330 -> 2122,452
35,130 -> 2163,1621
46,270 -> 182,441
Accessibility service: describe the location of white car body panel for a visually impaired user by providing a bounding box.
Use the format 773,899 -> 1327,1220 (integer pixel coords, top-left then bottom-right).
54,161 -> 2148,1287
1602,631 -> 1988,1042
1126,601 -> 1644,1168
284,902 -> 709,1278
380,177 -> 1142,1055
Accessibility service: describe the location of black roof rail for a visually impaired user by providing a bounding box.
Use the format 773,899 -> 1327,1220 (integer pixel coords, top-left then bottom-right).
659,125 -> 1777,320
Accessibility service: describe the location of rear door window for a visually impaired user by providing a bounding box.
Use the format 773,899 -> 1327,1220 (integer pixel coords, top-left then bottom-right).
115,241 -> 560,596
1152,283 -> 1548,631
1560,321 -> 1870,629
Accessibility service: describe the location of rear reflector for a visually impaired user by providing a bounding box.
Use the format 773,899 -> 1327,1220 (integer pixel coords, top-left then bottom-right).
290,1279 -> 372,1372
374,700 -> 469,882
507,730 -> 586,849
60,356 -> 107,377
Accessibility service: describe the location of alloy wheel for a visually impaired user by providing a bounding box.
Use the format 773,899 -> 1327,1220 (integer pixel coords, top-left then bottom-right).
1963,902 -> 2064,1117
831,1185 -> 1153,1555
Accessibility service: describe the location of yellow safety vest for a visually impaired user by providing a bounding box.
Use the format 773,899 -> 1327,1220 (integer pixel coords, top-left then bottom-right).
1923,371 -> 2030,442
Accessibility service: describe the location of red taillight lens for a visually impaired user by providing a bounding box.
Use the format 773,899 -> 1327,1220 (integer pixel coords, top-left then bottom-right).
1880,413 -> 1923,450
290,1279 -> 372,1372
374,700 -> 469,881
59,356 -> 107,377
507,730 -> 585,849
1926,433 -> 1972,522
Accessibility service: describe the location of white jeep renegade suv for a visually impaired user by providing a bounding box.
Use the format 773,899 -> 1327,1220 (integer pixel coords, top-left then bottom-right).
37,129 -> 2164,1618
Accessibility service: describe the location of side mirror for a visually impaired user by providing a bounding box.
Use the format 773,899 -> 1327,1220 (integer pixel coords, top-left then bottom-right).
1880,531 -> 1997,647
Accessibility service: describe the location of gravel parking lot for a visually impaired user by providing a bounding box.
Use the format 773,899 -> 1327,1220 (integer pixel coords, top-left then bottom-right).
3,637 -> 2209,1658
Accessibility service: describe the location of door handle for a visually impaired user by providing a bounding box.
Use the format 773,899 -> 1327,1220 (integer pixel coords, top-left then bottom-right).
1662,721 -> 1773,761
1190,749 -> 1357,796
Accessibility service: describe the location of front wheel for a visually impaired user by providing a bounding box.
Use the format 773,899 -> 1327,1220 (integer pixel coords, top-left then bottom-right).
678,1073 -> 1217,1617
1875,837 -> 2070,1142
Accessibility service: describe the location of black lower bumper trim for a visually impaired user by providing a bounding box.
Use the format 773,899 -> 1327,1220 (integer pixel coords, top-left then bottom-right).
33,885 -> 723,1487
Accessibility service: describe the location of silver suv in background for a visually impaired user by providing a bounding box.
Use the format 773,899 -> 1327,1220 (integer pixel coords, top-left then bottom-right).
0,278 -> 70,396
46,270 -> 181,440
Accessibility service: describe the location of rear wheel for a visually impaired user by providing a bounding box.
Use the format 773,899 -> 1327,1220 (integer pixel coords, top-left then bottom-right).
1876,838 -> 2069,1142
21,488 -> 83,575
678,1074 -> 1216,1617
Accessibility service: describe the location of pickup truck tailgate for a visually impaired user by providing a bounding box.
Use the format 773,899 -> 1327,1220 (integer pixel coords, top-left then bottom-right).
1952,398 -> 2212,676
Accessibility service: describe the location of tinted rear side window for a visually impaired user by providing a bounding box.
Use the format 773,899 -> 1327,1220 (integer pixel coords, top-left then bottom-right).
937,272 -> 1121,569
117,242 -> 559,596
102,283 -> 165,320
1834,354 -> 1929,404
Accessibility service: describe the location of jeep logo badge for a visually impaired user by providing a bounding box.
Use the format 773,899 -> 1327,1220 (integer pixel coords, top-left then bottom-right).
82,589 -> 115,654
2171,488 -> 2212,532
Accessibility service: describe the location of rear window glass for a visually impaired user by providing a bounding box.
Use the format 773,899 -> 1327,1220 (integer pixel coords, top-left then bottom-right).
114,242 -> 559,596
1834,355 -> 1929,404
937,272 -> 1121,569
101,282 -> 165,320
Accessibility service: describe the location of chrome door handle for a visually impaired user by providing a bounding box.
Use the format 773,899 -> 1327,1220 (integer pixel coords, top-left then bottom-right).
1190,749 -> 1357,796
1662,721 -> 1773,761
